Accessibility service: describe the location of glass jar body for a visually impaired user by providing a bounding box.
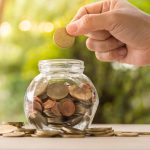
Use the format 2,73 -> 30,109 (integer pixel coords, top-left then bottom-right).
24,60 -> 99,130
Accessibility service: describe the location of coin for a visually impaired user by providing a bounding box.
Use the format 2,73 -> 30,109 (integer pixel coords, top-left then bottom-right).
91,131 -> 114,137
43,99 -> 56,109
47,82 -> 69,100
34,80 -> 48,96
33,98 -> 43,112
0,125 -> 18,135
68,84 -> 92,101
18,128 -> 36,134
1,122 -> 24,128
47,117 -> 63,125
62,133 -> 85,138
59,99 -> 75,117
115,131 -> 139,137
3,131 -> 25,137
75,103 -> 87,114
51,102 -> 62,117
86,127 -> 112,132
61,126 -> 84,134
65,115 -> 83,126
28,111 -> 48,129
137,132 -> 150,135
87,129 -> 114,136
53,27 -> 75,48
35,130 -> 60,137
43,109 -> 55,117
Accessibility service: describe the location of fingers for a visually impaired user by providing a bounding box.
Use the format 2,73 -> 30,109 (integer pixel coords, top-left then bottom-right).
95,46 -> 127,62
72,1 -> 104,22
85,30 -> 111,41
66,13 -> 112,36
86,37 -> 125,52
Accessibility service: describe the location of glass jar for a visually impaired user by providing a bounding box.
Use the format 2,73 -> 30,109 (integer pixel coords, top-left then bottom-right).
24,59 -> 99,130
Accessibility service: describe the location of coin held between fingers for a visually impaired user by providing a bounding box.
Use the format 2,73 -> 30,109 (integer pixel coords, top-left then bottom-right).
53,27 -> 75,48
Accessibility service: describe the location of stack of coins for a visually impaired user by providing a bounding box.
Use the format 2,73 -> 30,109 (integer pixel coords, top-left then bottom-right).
26,80 -> 96,129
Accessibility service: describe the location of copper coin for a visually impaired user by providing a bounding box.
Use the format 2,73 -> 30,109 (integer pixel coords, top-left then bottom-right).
53,27 -> 75,48
59,99 -> 75,117
51,103 -> 62,117
47,82 -> 69,100
33,97 -> 43,112
43,99 -> 56,109
68,84 -> 92,101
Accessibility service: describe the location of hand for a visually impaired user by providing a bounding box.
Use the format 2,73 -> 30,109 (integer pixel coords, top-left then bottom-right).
66,0 -> 150,66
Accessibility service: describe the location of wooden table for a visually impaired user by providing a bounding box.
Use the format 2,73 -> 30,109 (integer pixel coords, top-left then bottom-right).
0,124 -> 150,150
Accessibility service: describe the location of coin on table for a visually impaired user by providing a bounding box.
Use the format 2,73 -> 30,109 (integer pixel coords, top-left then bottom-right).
61,126 -> 84,134
47,82 -> 69,100
34,130 -> 60,137
68,84 -> 92,101
3,131 -> 25,137
88,130 -> 114,136
62,133 -> 85,138
115,131 -> 139,137
1,122 -> 24,128
91,131 -> 114,137
86,127 -> 112,132
59,99 -> 75,117
53,27 -> 75,48
0,125 -> 18,135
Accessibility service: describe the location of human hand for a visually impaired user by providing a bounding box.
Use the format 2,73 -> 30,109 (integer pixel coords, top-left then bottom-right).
66,0 -> 150,66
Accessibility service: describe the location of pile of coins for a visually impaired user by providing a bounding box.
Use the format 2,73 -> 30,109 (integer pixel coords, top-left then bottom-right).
1,122 -> 147,138
26,80 -> 96,129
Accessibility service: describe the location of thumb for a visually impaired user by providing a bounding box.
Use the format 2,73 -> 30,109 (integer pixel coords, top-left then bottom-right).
66,12 -> 112,36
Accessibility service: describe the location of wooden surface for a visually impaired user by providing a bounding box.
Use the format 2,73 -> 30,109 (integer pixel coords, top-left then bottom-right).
0,124 -> 150,150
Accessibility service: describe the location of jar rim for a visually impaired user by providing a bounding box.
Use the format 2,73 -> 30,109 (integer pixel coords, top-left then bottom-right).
39,59 -> 84,66
38,59 -> 84,73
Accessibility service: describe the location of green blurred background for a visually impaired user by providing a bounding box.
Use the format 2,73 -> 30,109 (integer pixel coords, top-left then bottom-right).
0,0 -> 150,124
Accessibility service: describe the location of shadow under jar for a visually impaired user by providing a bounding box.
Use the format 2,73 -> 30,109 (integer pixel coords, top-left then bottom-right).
24,59 -> 99,130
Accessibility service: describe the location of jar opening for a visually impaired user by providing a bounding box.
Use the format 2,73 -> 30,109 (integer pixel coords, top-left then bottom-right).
38,59 -> 84,74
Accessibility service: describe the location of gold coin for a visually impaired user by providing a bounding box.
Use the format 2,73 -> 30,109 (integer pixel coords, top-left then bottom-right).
35,130 -> 60,137
68,84 -> 92,101
34,79 -> 48,96
47,82 -> 69,100
3,131 -> 25,137
86,127 -> 112,132
62,133 -> 85,138
115,131 -> 139,137
88,130 -> 114,136
0,125 -> 18,135
91,132 -> 114,137
61,126 -> 84,134
1,122 -> 24,128
53,27 -> 75,48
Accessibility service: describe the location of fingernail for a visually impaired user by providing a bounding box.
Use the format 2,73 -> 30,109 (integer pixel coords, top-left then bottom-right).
66,23 -> 78,35
118,49 -> 127,56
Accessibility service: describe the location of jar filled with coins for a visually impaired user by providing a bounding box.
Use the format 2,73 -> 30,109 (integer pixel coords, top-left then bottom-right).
24,59 -> 99,130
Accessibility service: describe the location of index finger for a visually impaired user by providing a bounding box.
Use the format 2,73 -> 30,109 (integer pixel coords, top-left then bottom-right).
72,1 -> 104,22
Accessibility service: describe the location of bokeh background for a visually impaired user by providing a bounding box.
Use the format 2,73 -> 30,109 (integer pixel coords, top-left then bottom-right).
0,0 -> 150,124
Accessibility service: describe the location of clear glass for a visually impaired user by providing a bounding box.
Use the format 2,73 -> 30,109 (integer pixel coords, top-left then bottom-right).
24,59 -> 99,130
